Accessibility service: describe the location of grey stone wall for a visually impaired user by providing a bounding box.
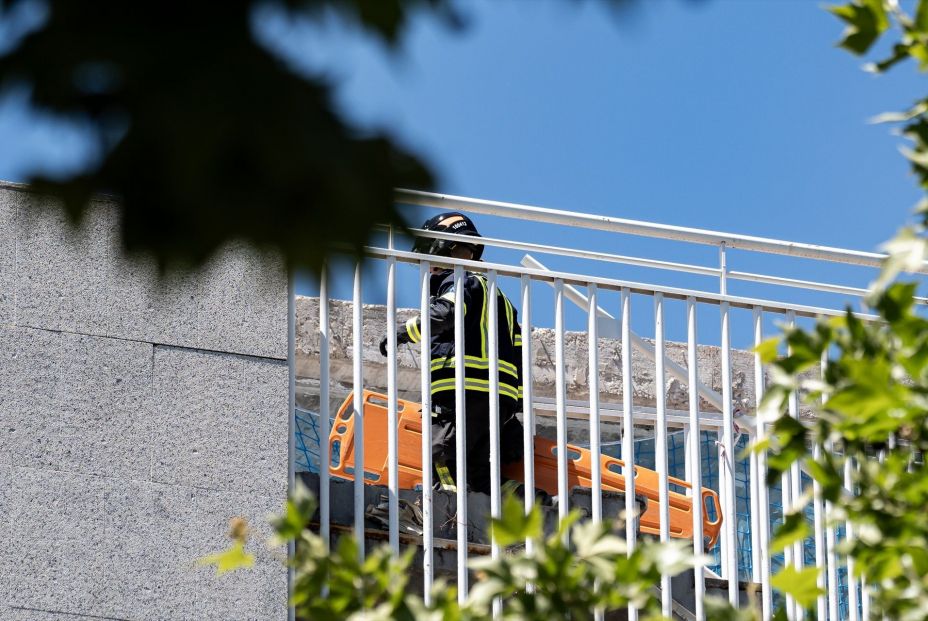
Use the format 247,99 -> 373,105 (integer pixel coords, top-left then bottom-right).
0,182 -> 289,621
295,296 -> 759,417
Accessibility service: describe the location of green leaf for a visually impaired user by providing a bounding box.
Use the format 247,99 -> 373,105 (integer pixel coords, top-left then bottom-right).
873,282 -> 918,323
489,494 -> 543,547
197,541 -> 255,575
865,43 -> 915,73
915,0 -> 928,33
871,228 -> 928,292
829,0 -> 890,55
703,595 -> 758,621
771,512 -> 810,553
868,100 -> 928,123
271,481 -> 317,543
910,42 -> 928,71
771,565 -> 824,608
753,336 -> 782,364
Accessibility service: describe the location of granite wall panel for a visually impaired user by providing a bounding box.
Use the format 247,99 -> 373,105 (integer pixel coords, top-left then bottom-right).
7,469 -> 108,615
0,327 -> 153,479
0,188 -> 15,326
150,346 -> 288,498
7,186 -> 286,360
0,183 -> 289,620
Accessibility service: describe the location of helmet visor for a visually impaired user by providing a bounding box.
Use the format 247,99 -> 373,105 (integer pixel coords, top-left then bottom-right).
411,236 -> 432,255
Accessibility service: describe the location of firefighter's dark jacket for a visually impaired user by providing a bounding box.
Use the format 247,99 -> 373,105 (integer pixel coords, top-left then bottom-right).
395,269 -> 523,413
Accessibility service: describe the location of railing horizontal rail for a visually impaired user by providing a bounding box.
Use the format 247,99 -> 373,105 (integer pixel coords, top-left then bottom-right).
532,396 -> 726,429
363,246 -> 880,321
396,189 -> 928,272
400,226 -> 928,306
728,269 -> 928,304
404,226 -> 721,277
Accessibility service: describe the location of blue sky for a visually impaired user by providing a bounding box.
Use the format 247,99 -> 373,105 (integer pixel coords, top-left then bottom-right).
268,0 -> 926,340
1,0 -> 924,341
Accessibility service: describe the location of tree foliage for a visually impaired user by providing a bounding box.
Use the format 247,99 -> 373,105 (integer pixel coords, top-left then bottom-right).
741,6 -> 928,616
830,0 -> 928,196
0,0 -> 647,274
0,0 -> 453,272
206,485 -> 709,621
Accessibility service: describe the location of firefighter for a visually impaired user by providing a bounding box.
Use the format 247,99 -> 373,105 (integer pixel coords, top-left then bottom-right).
379,212 -> 524,495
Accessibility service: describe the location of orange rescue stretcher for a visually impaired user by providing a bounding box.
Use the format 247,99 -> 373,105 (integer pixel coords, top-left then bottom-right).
328,390 -> 723,548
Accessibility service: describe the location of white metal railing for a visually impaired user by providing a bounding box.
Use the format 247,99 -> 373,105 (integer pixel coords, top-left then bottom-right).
303,190 -> 896,621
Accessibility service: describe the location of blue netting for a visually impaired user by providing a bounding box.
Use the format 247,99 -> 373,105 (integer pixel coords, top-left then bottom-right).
295,407 -> 339,473
610,428 -> 857,615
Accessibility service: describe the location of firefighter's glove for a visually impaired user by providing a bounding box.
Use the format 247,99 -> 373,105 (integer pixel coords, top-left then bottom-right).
380,327 -> 412,357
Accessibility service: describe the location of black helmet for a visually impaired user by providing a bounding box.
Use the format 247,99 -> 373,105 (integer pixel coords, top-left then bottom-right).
411,212 -> 484,261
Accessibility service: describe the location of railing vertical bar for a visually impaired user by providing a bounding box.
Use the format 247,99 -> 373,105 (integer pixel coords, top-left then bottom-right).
812,350 -> 827,621
687,297 -> 705,621
719,242 -> 728,295
812,443 -> 826,620
750,427 -> 762,587
621,287 -> 638,621
845,453 -> 859,621
287,270 -> 296,621
654,293 -> 672,617
387,257 -> 399,554
859,456 -> 869,621
822,350 -> 837,621
588,284 -> 603,522
683,424 -> 692,495
753,307 -> 772,620
521,275 -> 536,558
854,450 -> 868,621
719,439 -> 731,580
721,300 -> 738,604
454,265 -> 468,601
487,271 -> 502,619
782,452 -> 794,617
420,262 -> 434,604
352,262 -> 365,561
787,311 -> 803,621
319,267 -> 331,549
555,278 -> 569,526
588,284 -> 603,621
861,578 -> 870,621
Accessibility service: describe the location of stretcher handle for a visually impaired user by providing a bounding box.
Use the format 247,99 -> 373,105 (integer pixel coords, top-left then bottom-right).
327,390 -> 416,481
600,452 -> 723,547
701,488 -> 723,548
328,392 -> 358,478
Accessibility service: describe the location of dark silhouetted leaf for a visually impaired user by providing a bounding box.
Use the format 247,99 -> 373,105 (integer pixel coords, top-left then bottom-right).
829,0 -> 889,55
0,0 -> 443,274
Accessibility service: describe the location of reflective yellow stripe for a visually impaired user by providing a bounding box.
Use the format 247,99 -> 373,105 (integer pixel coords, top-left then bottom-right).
477,276 -> 488,358
435,464 -> 456,492
405,317 -> 421,343
430,377 -> 521,400
504,295 -> 514,343
513,334 -> 523,347
430,355 -> 519,379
